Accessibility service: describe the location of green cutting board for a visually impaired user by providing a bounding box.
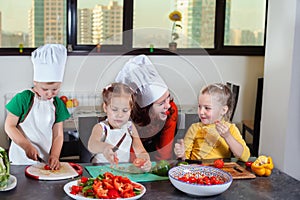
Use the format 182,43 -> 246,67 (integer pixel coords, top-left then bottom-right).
85,163 -> 169,182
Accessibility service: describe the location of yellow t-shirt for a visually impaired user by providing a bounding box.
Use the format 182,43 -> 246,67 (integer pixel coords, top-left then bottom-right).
184,121 -> 250,162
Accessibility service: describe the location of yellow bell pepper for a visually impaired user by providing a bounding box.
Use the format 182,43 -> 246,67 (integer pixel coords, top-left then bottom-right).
251,155 -> 274,176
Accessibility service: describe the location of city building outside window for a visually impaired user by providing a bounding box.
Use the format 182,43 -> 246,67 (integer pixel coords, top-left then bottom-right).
0,0 -> 267,55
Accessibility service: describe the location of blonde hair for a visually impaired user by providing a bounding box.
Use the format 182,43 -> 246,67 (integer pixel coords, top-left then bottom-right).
201,83 -> 233,121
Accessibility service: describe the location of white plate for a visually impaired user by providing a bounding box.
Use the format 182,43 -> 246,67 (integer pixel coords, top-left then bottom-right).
64,180 -> 146,200
0,175 -> 17,191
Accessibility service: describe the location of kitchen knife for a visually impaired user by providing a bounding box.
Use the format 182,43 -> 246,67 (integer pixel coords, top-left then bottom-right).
184,159 -> 202,165
37,155 -> 46,164
233,166 -> 243,173
112,133 -> 127,152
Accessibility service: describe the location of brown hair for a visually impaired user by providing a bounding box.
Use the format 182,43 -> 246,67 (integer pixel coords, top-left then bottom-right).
102,83 -> 134,108
130,98 -> 175,127
201,83 -> 233,121
130,101 -> 152,126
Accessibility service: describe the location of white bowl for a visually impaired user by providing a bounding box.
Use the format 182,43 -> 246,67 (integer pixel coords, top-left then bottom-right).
168,165 -> 232,196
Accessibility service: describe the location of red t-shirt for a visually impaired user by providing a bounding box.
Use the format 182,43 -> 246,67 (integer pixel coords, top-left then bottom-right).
130,101 -> 178,161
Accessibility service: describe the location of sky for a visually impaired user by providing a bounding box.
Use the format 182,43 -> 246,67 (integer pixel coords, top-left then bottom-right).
0,0 -> 266,33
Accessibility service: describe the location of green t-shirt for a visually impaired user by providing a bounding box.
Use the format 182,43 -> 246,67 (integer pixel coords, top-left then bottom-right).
6,90 -> 70,124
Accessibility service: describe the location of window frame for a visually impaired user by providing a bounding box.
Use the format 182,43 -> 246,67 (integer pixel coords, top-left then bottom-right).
0,0 -> 268,56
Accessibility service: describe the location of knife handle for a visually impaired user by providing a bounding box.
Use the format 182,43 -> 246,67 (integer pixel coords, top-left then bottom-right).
184,159 -> 202,165
112,146 -> 118,152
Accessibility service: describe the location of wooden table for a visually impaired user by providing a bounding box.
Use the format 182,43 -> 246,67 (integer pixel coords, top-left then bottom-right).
0,163 -> 299,200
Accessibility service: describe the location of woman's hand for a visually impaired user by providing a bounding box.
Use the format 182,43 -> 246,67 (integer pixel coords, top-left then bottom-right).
215,121 -> 230,138
174,139 -> 186,159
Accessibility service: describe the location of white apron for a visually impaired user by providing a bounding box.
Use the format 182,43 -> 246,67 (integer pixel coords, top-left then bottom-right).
92,121 -> 132,163
9,95 -> 55,165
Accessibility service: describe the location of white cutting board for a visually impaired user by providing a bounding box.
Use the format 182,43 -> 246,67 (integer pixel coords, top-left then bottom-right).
25,162 -> 82,180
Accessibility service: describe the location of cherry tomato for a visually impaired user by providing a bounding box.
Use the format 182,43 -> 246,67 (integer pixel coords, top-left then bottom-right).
133,158 -> 146,168
245,161 -> 253,168
44,165 -> 51,170
210,176 -> 217,184
214,159 -> 224,169
187,176 -> 197,183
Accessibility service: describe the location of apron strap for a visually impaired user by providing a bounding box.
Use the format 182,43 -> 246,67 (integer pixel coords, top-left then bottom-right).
20,94 -> 35,123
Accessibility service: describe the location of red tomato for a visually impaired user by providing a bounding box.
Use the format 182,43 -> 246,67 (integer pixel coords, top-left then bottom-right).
60,95 -> 68,104
214,159 -> 224,169
178,176 -> 188,182
210,176 -> 217,184
187,176 -> 197,183
44,165 -> 51,170
245,161 -> 253,168
133,158 -> 146,168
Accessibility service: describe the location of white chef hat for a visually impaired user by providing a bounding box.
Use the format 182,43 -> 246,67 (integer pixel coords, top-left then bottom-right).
32,44 -> 67,82
115,55 -> 168,108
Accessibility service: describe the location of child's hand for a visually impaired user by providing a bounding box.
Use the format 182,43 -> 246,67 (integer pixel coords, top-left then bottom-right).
24,145 -> 39,161
140,159 -> 152,172
103,144 -> 118,165
215,121 -> 230,138
48,156 -> 60,170
174,139 -> 186,159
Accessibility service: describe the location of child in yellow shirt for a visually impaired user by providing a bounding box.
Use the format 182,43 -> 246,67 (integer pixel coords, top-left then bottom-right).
174,83 -> 250,162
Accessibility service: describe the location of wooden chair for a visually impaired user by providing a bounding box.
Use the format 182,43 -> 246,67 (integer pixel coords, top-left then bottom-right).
242,78 -> 264,157
226,82 -> 240,121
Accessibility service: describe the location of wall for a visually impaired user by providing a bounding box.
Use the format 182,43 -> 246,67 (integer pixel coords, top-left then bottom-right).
260,0 -> 300,180
0,55 -> 264,148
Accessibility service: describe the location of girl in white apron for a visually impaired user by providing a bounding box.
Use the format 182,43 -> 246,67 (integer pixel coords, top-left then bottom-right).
88,83 -> 151,172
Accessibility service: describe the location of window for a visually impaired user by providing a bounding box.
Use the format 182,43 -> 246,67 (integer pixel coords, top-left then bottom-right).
0,0 -> 267,55
225,0 -> 266,46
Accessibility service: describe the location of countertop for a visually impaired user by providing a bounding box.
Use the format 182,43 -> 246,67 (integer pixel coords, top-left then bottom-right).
1,163 -> 299,200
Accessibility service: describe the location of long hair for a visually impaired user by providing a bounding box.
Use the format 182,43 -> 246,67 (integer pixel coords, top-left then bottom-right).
130,100 -> 152,126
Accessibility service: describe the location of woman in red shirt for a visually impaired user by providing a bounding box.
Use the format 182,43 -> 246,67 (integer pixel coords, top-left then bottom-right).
116,55 -> 178,161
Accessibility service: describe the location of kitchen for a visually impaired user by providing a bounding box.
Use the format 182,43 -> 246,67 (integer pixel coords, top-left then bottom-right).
0,0 -> 299,198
